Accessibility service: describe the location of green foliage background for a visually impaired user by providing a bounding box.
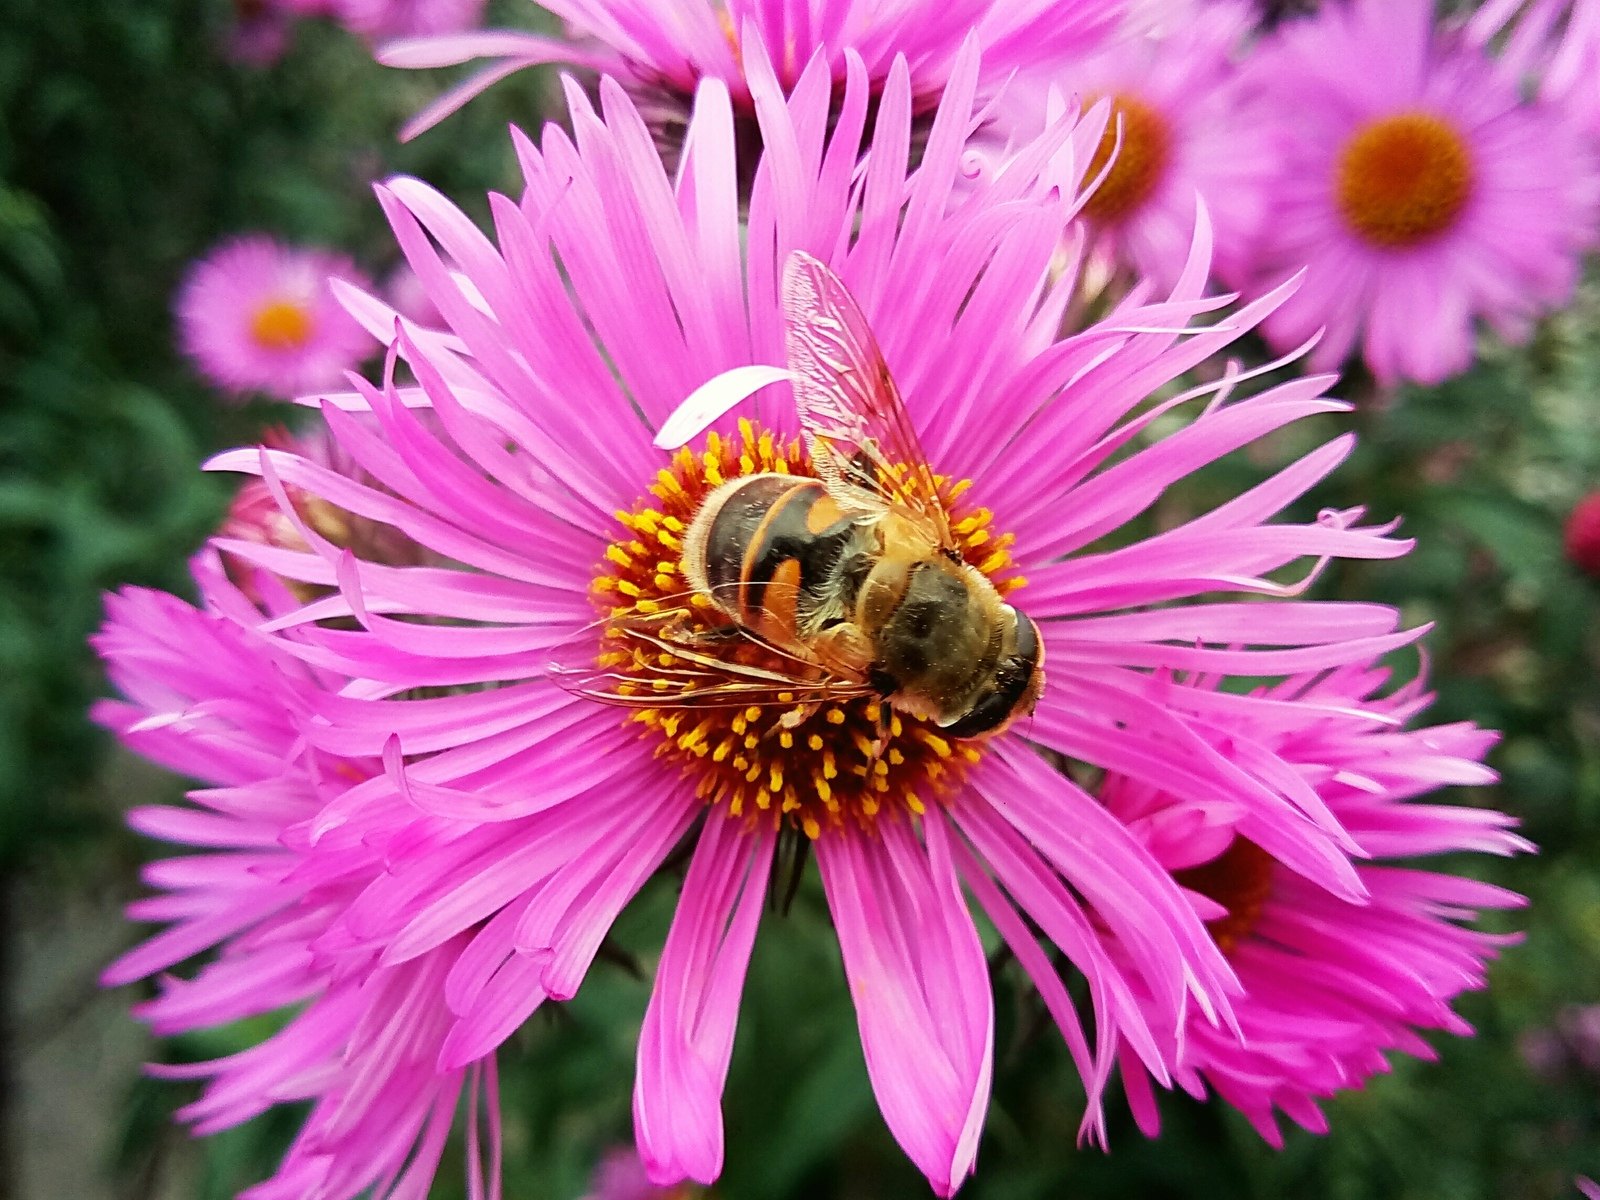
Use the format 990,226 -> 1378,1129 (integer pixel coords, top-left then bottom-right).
2,1 -> 1597,1197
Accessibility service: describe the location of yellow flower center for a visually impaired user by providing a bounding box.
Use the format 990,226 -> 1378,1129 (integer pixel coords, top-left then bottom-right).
1173,837 -> 1275,957
1334,111 -> 1474,248
1082,94 -> 1172,225
248,298 -> 316,352
593,419 -> 1025,839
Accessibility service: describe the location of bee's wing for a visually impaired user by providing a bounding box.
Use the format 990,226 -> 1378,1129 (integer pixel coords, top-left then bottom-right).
781,250 -> 956,547
548,586 -> 875,709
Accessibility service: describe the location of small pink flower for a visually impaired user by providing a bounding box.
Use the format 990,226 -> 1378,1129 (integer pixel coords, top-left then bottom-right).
175,236 -> 375,401
1233,0 -> 1599,385
1565,491 -> 1600,576
217,424 -> 433,601
1102,666 -> 1528,1143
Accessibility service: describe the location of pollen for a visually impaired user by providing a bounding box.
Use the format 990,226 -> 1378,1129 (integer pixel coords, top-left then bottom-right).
1335,110 -> 1474,248
592,419 -> 1025,838
247,298 -> 316,352
1173,837 -> 1276,957
1082,93 -> 1172,225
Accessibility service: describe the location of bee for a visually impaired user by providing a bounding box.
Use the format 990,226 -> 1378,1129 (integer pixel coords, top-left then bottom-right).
559,250 -> 1044,739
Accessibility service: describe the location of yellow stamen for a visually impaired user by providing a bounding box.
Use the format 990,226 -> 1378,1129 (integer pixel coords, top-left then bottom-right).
248,298 -> 315,351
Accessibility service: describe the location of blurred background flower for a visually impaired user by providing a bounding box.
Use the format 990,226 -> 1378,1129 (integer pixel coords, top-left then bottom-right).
1564,490 -> 1600,576
1233,0 -> 1599,385
1003,1 -> 1269,291
175,235 -> 375,399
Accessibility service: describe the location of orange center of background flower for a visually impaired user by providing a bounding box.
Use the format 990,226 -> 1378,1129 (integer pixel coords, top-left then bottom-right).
1173,837 -> 1275,956
594,420 -> 1025,839
1334,111 -> 1474,248
249,298 -> 316,351
1082,94 -> 1172,225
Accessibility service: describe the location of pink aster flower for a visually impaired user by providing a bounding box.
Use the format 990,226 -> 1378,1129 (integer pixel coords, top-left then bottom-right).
94,554 -> 501,1200
1001,1 -> 1268,290
1095,665 -> 1527,1143
380,0 -> 1128,140
171,32 -> 1454,1194
176,236 -> 376,401
1232,0 -> 1599,385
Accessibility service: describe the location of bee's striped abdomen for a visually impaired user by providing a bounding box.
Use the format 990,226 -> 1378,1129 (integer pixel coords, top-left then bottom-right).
701,475 -> 862,641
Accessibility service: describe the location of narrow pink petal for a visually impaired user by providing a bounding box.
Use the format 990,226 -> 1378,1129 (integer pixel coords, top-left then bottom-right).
816,817 -> 993,1198
635,818 -> 775,1185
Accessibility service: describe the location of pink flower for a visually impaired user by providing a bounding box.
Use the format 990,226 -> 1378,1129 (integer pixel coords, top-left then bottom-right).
94,557 -> 500,1200
175,236 -> 375,401
380,0 -> 1127,140
1007,1 -> 1269,290
1100,665 -> 1528,1143
180,34 -> 1450,1194
1232,0 -> 1598,385
1565,491 -> 1600,576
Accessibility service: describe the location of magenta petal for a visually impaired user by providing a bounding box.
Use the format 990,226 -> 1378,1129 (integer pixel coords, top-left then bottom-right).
816,815 -> 993,1198
634,818 -> 775,1186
